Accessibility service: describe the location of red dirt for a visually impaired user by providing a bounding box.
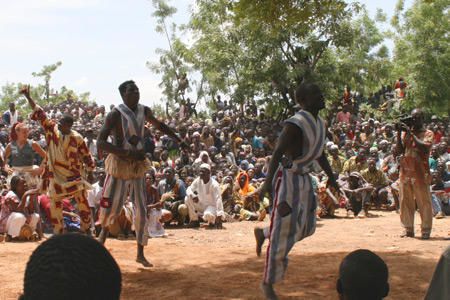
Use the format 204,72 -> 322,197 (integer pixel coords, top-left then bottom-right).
1,210 -> 449,299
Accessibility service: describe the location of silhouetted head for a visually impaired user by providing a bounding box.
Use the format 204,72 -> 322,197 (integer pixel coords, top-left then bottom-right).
21,233 -> 122,300
337,249 -> 389,300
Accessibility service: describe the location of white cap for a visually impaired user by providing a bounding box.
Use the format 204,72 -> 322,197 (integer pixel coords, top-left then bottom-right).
200,163 -> 211,171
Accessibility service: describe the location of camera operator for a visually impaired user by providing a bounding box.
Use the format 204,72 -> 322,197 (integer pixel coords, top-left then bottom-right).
396,108 -> 434,239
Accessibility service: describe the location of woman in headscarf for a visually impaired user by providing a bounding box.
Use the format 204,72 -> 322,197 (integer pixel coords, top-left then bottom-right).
193,150 -> 214,171
235,171 -> 268,221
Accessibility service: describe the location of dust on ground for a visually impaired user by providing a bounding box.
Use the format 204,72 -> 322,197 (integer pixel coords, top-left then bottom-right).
1,210 -> 449,300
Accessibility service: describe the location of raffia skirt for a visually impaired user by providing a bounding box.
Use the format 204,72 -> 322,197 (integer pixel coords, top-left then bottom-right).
104,154 -> 152,180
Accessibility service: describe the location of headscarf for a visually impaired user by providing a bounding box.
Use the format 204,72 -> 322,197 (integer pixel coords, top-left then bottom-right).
237,171 -> 254,196
195,151 -> 212,164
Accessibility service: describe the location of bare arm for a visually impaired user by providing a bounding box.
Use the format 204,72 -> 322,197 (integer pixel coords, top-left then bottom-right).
411,132 -> 431,154
145,107 -> 182,144
317,151 -> 339,190
3,144 -> 11,166
31,141 -> 46,159
97,110 -> 128,157
19,85 -> 37,110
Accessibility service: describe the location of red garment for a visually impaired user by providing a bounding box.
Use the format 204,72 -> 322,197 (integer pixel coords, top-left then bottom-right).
39,195 -> 73,220
433,131 -> 442,144
336,111 -> 351,124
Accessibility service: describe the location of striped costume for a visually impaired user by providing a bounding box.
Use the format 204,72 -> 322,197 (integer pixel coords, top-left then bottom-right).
101,104 -> 148,246
264,110 -> 325,284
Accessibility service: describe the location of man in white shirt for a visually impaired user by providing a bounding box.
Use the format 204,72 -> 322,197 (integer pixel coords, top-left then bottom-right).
87,169 -> 105,232
2,103 -> 19,127
185,163 -> 224,228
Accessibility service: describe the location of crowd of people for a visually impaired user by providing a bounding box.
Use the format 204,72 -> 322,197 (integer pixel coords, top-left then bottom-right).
0,79 -> 448,245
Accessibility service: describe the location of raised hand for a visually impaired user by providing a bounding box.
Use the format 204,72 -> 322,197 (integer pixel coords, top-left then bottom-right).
19,85 -> 31,98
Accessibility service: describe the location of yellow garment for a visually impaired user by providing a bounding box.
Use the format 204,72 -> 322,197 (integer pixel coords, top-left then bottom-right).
343,156 -> 367,174
361,168 -> 388,186
32,106 -> 94,200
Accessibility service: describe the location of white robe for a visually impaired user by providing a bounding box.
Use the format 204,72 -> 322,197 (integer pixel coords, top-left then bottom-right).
185,177 -> 224,224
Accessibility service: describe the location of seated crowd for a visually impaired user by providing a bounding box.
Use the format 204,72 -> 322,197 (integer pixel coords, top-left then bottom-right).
0,82 -> 449,242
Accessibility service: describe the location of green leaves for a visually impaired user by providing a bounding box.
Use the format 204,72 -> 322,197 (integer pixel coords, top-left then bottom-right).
391,0 -> 449,115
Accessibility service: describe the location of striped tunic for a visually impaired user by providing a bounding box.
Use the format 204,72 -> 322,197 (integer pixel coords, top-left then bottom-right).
264,110 -> 325,284
101,104 -> 148,246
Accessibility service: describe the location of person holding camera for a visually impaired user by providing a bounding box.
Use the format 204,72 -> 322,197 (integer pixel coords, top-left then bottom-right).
396,109 -> 434,239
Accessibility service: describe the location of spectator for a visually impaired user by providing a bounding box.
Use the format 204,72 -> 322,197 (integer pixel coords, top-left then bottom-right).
337,249 -> 389,300
20,233 -> 122,300
185,164 -> 224,228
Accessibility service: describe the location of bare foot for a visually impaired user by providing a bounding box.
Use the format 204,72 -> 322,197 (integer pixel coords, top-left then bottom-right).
260,282 -> 278,300
136,256 -> 153,267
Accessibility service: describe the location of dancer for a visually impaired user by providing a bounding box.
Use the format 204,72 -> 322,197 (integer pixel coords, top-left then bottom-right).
20,86 -> 95,235
97,80 -> 186,267
255,83 -> 339,299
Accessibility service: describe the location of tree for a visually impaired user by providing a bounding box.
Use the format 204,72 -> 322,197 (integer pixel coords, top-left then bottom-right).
391,0 -> 449,115
147,0 -> 192,105
185,0 -> 362,118
31,61 -> 62,100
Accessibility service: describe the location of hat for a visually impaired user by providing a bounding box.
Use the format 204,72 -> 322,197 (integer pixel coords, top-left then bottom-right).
330,145 -> 339,151
200,163 -> 211,171
326,141 -> 335,148
349,172 -> 361,178
240,160 -> 249,170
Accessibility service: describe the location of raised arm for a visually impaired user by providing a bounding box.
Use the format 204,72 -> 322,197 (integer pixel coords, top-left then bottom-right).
19,85 -> 37,110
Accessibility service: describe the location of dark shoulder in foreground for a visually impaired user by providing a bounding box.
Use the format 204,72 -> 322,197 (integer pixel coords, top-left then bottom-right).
105,108 -> 121,122
144,106 -> 153,115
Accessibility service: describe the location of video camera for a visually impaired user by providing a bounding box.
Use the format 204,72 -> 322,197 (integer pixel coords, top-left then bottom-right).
395,115 -> 414,130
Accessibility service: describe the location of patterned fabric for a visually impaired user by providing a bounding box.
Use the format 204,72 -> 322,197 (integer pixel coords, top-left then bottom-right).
399,129 -> 434,186
31,106 -> 95,199
343,156 -> 367,174
115,104 -> 146,151
100,104 -> 149,246
101,175 -> 148,246
49,191 -> 91,234
328,155 -> 345,174
264,110 -> 325,285
0,192 -> 19,233
361,168 -> 388,187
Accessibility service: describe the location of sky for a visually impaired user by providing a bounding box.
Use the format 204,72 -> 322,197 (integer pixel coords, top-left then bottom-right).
0,0 -> 412,108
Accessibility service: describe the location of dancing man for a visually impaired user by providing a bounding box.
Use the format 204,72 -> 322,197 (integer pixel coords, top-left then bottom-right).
255,83 -> 339,299
20,86 -> 95,235
97,80 -> 186,267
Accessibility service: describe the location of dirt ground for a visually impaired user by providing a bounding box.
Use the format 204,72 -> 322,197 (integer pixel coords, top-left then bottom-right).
1,210 -> 449,300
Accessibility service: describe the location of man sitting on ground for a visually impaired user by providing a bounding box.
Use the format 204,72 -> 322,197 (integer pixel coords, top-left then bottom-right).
185,164 -> 224,228
361,158 -> 391,209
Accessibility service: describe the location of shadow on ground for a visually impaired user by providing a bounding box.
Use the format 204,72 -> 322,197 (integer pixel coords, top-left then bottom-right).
121,251 -> 437,300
